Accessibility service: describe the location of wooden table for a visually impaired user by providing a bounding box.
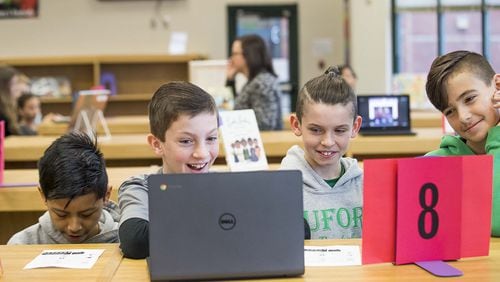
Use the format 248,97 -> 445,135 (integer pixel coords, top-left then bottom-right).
38,111 -> 443,136
2,239 -> 498,281
0,165 -> 280,244
37,115 -> 150,136
5,128 -> 444,168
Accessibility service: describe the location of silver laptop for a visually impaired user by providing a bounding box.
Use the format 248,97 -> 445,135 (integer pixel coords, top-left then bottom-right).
357,94 -> 416,136
147,170 -> 305,281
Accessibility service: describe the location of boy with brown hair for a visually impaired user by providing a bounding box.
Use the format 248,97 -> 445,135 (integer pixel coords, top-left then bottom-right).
118,81 -> 220,258
425,50 -> 500,236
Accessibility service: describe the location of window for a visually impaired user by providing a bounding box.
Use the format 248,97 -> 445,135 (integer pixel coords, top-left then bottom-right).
393,0 -> 500,73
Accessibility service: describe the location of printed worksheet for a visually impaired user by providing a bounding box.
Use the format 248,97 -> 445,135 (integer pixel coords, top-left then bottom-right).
24,249 -> 105,269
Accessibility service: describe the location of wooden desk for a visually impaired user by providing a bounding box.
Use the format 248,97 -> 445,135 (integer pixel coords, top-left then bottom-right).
119,238 -> 500,281
38,110 -> 443,136
2,239 -> 498,281
283,110 -> 442,130
5,128 -> 444,169
0,243 -> 122,281
0,165 -> 280,244
38,115 -> 150,136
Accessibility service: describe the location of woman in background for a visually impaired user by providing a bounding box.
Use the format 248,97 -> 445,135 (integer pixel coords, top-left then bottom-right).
0,65 -> 29,136
226,34 -> 283,130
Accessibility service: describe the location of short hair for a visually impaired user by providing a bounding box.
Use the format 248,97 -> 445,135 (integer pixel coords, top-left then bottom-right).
17,92 -> 38,110
148,81 -> 218,141
295,66 -> 357,122
38,132 -> 108,207
238,34 -> 277,81
426,50 -> 495,112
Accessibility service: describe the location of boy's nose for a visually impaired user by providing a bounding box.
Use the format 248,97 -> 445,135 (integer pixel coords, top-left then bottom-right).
193,144 -> 209,159
457,107 -> 472,124
320,134 -> 335,147
67,217 -> 83,233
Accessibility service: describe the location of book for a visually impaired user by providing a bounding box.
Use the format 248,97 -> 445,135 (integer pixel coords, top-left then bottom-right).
218,109 -> 268,171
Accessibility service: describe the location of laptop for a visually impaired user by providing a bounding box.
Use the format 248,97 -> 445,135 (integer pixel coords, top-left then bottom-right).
357,94 -> 416,136
147,170 -> 305,281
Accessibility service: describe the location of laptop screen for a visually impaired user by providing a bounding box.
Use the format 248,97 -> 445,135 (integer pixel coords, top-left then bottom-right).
357,94 -> 411,132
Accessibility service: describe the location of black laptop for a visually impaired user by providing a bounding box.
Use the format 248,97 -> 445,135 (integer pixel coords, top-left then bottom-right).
147,170 -> 305,281
357,94 -> 416,136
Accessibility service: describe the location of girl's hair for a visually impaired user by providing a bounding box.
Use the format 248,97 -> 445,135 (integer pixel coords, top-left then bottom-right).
238,34 -> 277,81
295,66 -> 357,122
0,65 -> 21,134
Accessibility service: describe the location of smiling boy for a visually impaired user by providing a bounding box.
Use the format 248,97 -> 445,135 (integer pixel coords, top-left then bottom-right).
280,66 -> 363,239
8,132 -> 119,245
425,50 -> 500,236
118,81 -> 219,258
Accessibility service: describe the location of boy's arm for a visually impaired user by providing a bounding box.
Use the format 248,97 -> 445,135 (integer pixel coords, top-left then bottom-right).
118,175 -> 150,258
486,127 -> 500,236
119,218 -> 149,259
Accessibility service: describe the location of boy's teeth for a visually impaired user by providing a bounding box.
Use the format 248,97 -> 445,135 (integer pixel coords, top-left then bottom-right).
188,163 -> 206,169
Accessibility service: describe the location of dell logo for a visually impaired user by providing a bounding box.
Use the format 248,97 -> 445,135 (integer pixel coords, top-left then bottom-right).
219,213 -> 236,230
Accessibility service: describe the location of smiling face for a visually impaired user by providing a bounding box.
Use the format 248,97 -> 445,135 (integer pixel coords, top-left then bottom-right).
43,191 -> 109,243
443,72 -> 500,153
149,111 -> 219,174
290,101 -> 361,179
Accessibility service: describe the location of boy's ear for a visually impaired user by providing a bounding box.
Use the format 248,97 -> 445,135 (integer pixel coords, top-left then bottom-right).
290,113 -> 302,136
351,115 -> 363,138
104,185 -> 112,203
37,186 -> 47,205
147,133 -> 164,156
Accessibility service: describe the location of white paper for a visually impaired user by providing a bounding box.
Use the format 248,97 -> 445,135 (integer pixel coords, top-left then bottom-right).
168,31 -> 188,55
24,249 -> 105,269
304,245 -> 361,267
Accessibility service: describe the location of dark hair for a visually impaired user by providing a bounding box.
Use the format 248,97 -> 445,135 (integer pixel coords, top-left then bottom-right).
17,92 -> 38,110
339,64 -> 357,79
295,66 -> 357,122
426,50 -> 495,112
148,81 -> 218,141
38,132 -> 108,207
238,34 -> 276,81
0,65 -> 21,134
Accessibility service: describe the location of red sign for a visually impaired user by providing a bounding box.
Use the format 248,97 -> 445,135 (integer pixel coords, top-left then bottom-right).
362,155 -> 493,265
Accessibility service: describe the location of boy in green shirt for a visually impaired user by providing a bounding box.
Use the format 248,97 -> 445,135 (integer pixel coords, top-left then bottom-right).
425,50 -> 500,236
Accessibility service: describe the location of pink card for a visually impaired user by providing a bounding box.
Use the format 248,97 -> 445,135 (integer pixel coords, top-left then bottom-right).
362,158 -> 398,264
396,157 -> 462,265
460,155 -> 492,257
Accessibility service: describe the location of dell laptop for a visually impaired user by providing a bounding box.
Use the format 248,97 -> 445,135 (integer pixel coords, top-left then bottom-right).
357,94 -> 416,136
147,170 -> 305,281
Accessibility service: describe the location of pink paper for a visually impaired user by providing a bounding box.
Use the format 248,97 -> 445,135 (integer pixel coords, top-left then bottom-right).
396,157 -> 462,265
362,159 -> 398,264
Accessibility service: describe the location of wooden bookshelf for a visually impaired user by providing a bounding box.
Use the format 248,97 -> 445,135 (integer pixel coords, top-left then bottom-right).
0,54 -> 206,116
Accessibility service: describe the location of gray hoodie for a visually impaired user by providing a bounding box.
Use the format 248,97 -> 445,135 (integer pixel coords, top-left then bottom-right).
280,145 -> 363,239
7,201 -> 120,245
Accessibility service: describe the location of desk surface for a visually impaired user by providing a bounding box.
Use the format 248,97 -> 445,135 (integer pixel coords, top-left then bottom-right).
38,111 -> 443,136
5,128 -> 444,165
1,239 -> 498,281
0,164 -> 280,212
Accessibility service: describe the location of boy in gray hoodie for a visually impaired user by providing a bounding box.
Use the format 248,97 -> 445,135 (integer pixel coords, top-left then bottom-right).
280,66 -> 363,239
8,132 -> 119,244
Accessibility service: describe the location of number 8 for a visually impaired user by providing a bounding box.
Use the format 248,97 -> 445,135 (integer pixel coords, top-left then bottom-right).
418,183 -> 439,239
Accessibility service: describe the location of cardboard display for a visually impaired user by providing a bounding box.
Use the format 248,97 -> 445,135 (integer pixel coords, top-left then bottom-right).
362,155 -> 493,266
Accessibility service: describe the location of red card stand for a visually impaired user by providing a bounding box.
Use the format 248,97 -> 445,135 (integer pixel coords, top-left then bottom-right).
362,156 -> 493,276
